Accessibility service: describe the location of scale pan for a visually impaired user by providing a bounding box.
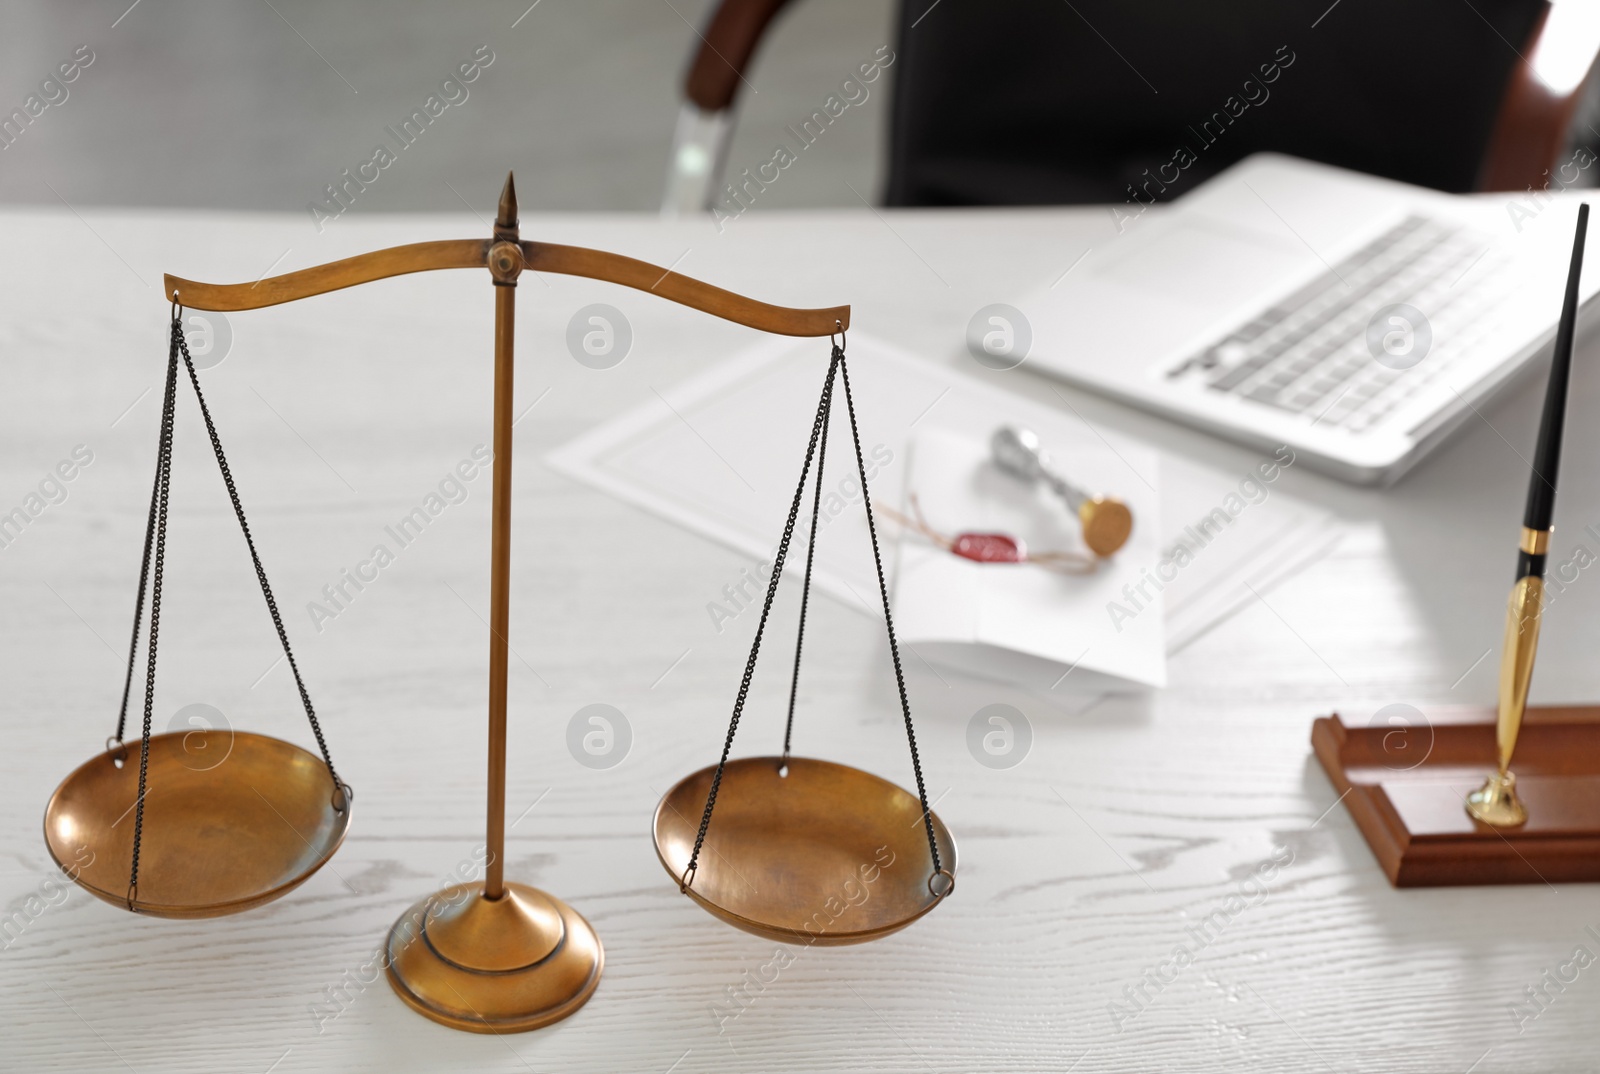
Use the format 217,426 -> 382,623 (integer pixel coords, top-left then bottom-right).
653,756 -> 955,945
44,731 -> 350,919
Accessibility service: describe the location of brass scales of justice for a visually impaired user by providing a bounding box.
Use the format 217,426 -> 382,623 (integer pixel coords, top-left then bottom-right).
42,175 -> 955,1032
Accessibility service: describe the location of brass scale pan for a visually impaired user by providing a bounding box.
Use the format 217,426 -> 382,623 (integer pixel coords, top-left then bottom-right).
45,311 -> 349,918
45,732 -> 349,918
655,757 -> 955,944
653,341 -> 956,943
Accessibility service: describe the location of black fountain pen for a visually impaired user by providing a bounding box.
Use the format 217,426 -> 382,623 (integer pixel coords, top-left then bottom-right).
1467,203 -> 1590,827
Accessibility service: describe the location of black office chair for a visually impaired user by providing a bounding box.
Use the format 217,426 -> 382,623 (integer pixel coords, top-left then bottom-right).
662,0 -> 1600,210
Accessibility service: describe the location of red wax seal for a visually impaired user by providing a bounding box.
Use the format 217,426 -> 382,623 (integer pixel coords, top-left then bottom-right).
951,532 -> 1025,563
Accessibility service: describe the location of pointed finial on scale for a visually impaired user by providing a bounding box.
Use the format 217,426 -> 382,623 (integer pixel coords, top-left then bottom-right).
497,172 -> 518,231
488,171 -> 524,282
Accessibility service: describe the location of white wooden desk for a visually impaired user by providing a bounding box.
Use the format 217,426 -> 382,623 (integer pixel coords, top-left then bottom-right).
4,203 -> 1600,1073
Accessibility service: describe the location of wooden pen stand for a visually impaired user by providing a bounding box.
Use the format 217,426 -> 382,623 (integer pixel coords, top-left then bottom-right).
1312,706 -> 1600,887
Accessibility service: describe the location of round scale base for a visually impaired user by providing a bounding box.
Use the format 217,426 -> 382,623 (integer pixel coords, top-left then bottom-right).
1466,771 -> 1529,827
385,882 -> 602,1033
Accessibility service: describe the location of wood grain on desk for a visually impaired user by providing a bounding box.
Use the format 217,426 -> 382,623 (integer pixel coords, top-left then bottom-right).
4,205 -> 1600,1072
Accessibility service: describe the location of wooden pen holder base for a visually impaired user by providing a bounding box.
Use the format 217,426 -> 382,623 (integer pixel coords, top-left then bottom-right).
1312,705 -> 1600,887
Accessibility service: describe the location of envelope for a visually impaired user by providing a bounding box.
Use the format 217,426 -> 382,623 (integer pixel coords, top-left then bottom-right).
892,428 -> 1165,693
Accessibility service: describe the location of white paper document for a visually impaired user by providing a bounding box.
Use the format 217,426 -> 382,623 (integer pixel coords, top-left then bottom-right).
1156,447 -> 1342,653
547,333 -> 1340,694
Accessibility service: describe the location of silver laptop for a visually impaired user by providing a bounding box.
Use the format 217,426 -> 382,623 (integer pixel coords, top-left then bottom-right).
1024,153 -> 1598,484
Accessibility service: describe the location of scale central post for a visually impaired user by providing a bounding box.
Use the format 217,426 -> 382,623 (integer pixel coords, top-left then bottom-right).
383,177 -> 605,1032
485,180 -> 519,902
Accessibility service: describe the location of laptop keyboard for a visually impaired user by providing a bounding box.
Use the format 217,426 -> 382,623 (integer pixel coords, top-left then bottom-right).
1166,215 -> 1507,431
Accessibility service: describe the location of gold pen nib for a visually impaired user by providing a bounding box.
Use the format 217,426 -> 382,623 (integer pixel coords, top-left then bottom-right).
1466,571 -> 1542,827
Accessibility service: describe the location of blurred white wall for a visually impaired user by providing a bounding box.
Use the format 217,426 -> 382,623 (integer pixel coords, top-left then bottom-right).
0,0 -> 895,214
